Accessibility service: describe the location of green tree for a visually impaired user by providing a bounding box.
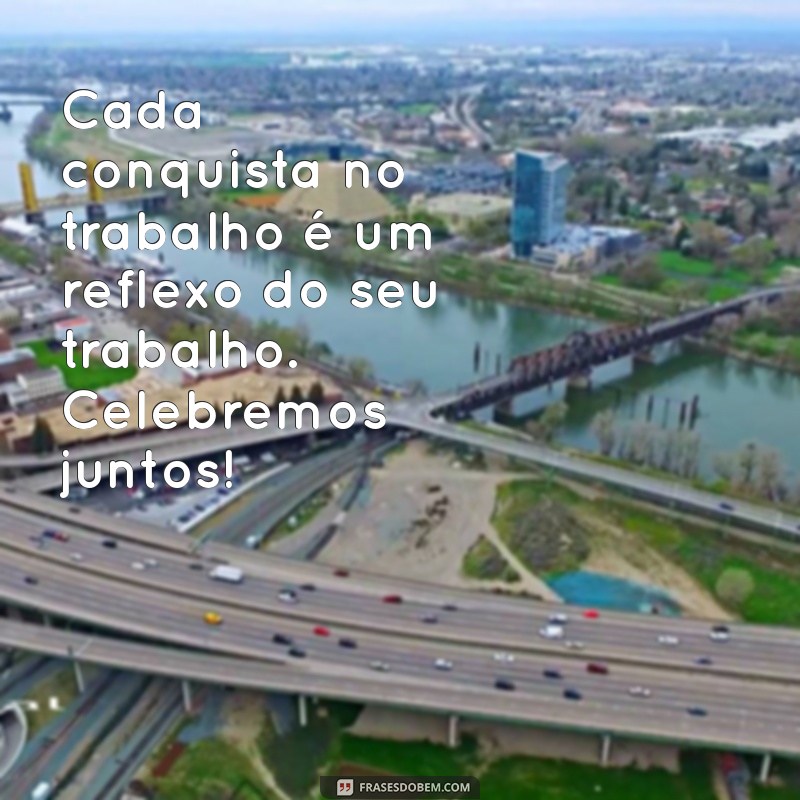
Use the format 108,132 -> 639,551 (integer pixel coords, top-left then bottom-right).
274,387 -> 287,406
715,568 -> 755,609
289,385 -> 305,404
308,381 -> 325,405
31,416 -> 55,454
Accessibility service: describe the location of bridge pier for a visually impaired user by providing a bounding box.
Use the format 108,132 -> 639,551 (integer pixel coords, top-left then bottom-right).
181,679 -> 193,713
600,733 -> 612,766
73,659 -> 85,694
86,203 -> 106,223
567,370 -> 592,390
297,694 -> 308,727
23,210 -> 45,227
759,753 -> 772,784
447,714 -> 459,748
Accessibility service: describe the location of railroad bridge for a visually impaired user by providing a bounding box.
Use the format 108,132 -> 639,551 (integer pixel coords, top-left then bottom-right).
435,287 -> 790,419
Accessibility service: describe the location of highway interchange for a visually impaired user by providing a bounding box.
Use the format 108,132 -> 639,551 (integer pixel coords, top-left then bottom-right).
2,480 -> 800,760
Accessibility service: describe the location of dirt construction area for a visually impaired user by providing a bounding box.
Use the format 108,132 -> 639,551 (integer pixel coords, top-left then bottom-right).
318,441 -> 559,600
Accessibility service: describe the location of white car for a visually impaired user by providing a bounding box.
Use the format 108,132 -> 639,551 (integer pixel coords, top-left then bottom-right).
493,652 -> 515,664
278,590 -> 298,604
369,661 -> 390,672
69,553 -> 84,562
144,558 -> 159,568
434,658 -> 454,671
539,625 -> 564,640
629,686 -> 652,698
565,640 -> 585,650
657,635 -> 680,646
549,613 -> 569,625
709,626 -> 730,642
131,561 -> 146,571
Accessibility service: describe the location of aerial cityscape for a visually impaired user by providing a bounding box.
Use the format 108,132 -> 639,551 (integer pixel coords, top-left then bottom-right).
1,2 -> 800,798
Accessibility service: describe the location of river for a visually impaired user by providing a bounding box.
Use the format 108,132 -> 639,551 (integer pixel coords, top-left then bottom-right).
1,95 -> 799,479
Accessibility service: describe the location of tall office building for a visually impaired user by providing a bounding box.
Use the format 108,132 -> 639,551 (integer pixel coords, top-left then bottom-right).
511,150 -> 570,257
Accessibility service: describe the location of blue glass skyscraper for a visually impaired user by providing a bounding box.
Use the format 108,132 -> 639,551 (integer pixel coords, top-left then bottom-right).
511,150 -> 570,257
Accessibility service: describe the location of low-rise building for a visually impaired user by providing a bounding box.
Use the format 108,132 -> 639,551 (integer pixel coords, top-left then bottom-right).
53,316 -> 94,342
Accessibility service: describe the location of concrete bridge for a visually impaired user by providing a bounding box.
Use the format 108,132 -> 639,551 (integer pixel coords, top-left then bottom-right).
435,286 -> 792,418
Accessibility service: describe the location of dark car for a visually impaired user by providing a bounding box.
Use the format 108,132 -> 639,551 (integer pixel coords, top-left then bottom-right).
288,647 -> 307,659
272,633 -> 292,646
421,614 -> 439,624
543,669 -> 562,680
188,562 -> 203,571
719,502 -> 735,512
339,638 -> 358,649
333,568 -> 350,578
494,678 -> 515,691
300,583 -> 316,592
586,662 -> 609,675
695,657 -> 713,666
687,706 -> 708,717
101,539 -> 118,549
563,688 -> 583,701
24,575 -> 38,586
442,603 -> 459,612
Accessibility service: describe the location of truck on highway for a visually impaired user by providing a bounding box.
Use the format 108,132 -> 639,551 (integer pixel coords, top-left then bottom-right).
208,565 -> 244,584
31,782 -> 52,800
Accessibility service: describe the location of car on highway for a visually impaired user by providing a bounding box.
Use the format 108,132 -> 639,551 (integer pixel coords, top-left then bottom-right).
539,624 -> 564,640
687,706 -> 708,717
442,603 -> 459,612
70,552 -> 84,562
300,583 -> 316,592
333,568 -> 350,578
42,529 -> 69,543
586,662 -> 609,675
203,611 -> 223,625
628,686 -> 652,698
549,613 -> 569,624
421,613 -> 438,624
370,661 -> 390,672
563,688 -> 582,701
24,575 -> 38,586
101,539 -> 118,549
272,633 -> 292,646
493,652 -> 515,664
313,626 -> 331,637
143,558 -> 159,568
494,678 -> 515,691
657,635 -> 680,646
709,625 -> 730,642
382,594 -> 403,604
582,609 -> 600,620
288,647 -> 306,658
131,561 -> 146,571
434,658 -> 454,671
719,502 -> 735,512
278,589 -> 298,604
188,562 -> 203,571
564,640 -> 585,651
543,669 -> 562,680
695,657 -> 713,666
339,638 -> 358,649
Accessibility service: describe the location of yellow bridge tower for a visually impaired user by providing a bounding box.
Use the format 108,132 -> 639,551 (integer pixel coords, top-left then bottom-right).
85,157 -> 106,221
17,162 -> 44,226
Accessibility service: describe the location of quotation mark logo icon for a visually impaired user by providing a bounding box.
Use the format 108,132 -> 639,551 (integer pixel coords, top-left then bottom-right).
337,778 -> 354,796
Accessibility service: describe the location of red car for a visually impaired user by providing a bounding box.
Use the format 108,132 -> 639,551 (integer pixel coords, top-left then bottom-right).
313,626 -> 331,637
382,594 -> 403,604
586,662 -> 609,675
583,609 -> 600,620
333,568 -> 350,578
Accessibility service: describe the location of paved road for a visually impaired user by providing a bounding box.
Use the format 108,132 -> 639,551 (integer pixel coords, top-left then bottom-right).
2,493 -> 800,683
0,619 -> 798,758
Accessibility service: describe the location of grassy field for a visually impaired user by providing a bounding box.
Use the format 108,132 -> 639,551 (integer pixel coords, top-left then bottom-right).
461,534 -> 520,582
151,738 -> 276,800
334,737 -> 723,800
597,499 -> 800,626
27,338 -> 137,391
23,666 -> 81,737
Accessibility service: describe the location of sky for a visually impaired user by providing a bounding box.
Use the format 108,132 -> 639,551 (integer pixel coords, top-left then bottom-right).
3,0 -> 800,40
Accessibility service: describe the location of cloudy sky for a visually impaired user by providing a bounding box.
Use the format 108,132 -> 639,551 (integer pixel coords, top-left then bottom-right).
4,0 -> 800,37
